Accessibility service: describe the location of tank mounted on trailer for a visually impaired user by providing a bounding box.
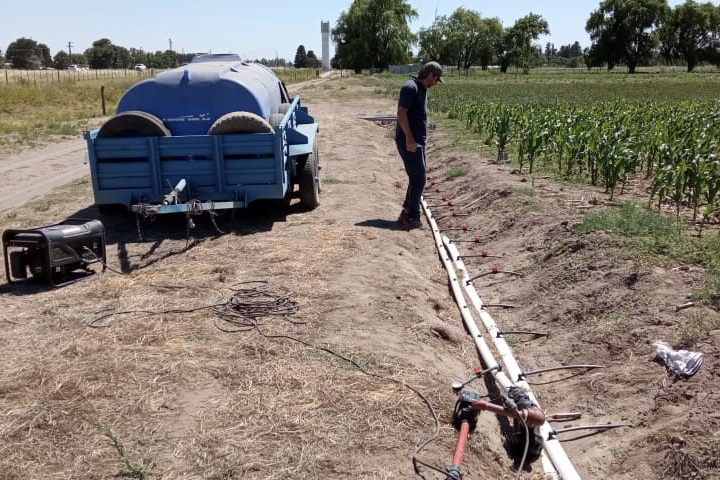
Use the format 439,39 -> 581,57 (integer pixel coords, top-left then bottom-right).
84,54 -> 320,216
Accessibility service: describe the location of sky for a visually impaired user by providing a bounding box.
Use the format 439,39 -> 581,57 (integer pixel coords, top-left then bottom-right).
2,0 -> 693,62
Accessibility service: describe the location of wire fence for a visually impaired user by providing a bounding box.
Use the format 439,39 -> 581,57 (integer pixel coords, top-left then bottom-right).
1,66 -> 333,86
1,68 -> 157,85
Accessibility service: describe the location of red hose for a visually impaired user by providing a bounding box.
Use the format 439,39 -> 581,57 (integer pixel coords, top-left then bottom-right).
452,420 -> 471,466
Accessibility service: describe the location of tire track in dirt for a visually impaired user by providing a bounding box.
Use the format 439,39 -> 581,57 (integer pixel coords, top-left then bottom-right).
0,139 -> 88,212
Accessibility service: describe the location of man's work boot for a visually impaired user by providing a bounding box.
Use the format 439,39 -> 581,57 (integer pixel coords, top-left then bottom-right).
402,217 -> 425,231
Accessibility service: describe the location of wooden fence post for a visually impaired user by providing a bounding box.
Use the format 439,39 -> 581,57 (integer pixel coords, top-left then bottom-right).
101,85 -> 106,116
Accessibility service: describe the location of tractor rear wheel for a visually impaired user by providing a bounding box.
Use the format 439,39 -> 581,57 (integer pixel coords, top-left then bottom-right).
207,112 -> 274,134
97,111 -> 170,138
298,139 -> 320,209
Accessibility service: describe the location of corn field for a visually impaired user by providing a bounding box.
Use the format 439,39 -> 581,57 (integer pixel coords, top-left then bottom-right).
447,99 -> 720,220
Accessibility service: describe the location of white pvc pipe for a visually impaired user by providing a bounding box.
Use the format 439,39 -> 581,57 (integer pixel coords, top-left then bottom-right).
442,236 -> 581,480
425,202 -> 515,390
422,198 -> 580,480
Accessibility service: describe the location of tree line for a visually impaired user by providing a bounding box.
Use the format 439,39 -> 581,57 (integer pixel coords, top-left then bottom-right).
0,38 -> 297,71
331,0 -> 720,73
293,45 -> 322,69
3,1 -> 719,74
1,37 -> 196,70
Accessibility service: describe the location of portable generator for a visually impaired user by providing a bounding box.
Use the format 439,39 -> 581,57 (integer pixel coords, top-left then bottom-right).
3,218 -> 106,286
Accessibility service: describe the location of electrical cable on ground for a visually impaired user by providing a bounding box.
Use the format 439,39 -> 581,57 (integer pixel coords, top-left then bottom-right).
213,284 -> 444,480
82,246 -> 126,276
225,307 -> 444,480
515,415 -> 530,480
85,280 -> 443,478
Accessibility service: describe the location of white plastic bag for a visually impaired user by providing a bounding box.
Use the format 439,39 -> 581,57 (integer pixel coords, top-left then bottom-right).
652,340 -> 704,379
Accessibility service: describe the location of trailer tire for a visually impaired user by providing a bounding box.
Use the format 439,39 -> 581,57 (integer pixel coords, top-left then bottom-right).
97,111 -> 170,138
298,139 -> 320,209
207,112 -> 274,134
268,113 -> 285,130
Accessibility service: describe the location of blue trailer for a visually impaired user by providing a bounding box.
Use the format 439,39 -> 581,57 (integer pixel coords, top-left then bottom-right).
84,54 -> 320,216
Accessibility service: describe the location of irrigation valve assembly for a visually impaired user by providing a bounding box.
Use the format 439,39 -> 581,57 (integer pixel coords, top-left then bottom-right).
447,370 -> 546,479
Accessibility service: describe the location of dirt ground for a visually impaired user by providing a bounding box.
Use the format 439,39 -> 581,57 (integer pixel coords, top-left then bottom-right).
0,74 -> 718,480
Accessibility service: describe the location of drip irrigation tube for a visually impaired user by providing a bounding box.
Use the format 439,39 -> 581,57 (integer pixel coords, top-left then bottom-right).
421,197 -> 581,480
421,201 -> 562,479
424,208 -> 514,390
440,234 -> 581,480
549,423 -> 633,439
519,365 -> 605,381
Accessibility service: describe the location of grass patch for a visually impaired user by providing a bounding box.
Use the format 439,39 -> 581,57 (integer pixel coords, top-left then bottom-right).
433,115 -> 492,156
575,201 -> 720,307
574,202 -> 680,237
93,421 -> 155,479
517,187 -> 535,197
644,234 -> 720,308
445,166 -> 468,180
0,78 -> 136,142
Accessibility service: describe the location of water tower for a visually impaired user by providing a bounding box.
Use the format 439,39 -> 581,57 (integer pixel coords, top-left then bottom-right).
321,21 -> 330,71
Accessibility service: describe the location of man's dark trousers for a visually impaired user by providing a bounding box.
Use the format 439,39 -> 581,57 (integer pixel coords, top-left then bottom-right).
397,143 -> 426,221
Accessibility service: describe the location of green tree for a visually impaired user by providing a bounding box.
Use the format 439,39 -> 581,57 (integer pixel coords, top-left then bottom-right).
558,41 -> 584,57
447,9 -> 502,72
6,37 -> 42,69
294,45 -> 308,68
306,50 -> 322,69
85,38 -> 116,69
496,14 -> 549,73
586,0 -> 670,73
129,48 -> 145,67
157,50 -> 179,68
332,0 -> 417,72
114,46 -> 132,69
38,43 -> 51,67
417,22 -> 447,63
418,10 -> 503,71
661,0 -> 720,72
53,50 -> 70,69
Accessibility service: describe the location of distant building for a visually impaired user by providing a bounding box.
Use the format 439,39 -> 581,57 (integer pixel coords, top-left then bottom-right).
321,21 -> 330,71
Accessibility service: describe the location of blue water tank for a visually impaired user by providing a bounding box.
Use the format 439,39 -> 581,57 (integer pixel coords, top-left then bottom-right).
116,55 -> 286,135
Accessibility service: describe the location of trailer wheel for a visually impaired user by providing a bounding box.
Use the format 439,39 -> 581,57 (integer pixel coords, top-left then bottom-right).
97,111 -> 170,138
298,139 -> 320,209
207,112 -> 274,134
268,113 -> 285,130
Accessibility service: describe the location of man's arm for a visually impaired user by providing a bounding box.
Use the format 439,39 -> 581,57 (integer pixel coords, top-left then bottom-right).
397,105 -> 416,153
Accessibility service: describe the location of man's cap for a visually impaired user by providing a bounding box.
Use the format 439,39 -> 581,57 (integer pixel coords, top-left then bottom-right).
419,61 -> 443,83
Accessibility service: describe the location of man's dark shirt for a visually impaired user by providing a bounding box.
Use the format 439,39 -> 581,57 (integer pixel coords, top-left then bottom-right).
395,77 -> 428,147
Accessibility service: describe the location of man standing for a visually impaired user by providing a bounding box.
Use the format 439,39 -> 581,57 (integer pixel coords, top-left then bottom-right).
395,61 -> 443,230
